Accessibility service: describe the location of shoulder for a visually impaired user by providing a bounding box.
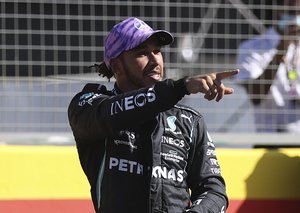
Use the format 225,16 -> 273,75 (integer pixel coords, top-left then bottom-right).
239,36 -> 264,51
78,83 -> 112,98
69,83 -> 112,107
81,83 -> 110,94
239,27 -> 280,51
168,104 -> 206,133
173,104 -> 202,118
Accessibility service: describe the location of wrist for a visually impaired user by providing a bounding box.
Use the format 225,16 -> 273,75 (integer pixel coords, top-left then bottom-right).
174,77 -> 190,97
183,76 -> 191,95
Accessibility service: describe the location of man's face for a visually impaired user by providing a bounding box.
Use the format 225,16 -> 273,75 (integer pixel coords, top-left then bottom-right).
115,37 -> 164,91
286,0 -> 300,16
276,0 -> 300,35
277,0 -> 300,19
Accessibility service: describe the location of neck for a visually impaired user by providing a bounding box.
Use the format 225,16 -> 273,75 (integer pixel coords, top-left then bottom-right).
115,82 -> 139,93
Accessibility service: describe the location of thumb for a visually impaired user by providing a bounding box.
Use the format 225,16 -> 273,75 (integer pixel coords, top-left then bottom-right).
224,87 -> 234,95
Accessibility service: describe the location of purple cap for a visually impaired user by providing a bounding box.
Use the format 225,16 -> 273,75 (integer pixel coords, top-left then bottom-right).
104,17 -> 173,68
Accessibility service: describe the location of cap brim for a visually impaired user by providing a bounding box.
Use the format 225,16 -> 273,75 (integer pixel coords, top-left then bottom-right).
151,30 -> 174,46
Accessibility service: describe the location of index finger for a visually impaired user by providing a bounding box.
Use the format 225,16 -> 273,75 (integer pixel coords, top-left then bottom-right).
216,69 -> 240,80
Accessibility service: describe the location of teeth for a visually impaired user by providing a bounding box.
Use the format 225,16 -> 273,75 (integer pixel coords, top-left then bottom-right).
152,73 -> 160,80
145,71 -> 161,80
148,72 -> 157,76
146,72 -> 158,78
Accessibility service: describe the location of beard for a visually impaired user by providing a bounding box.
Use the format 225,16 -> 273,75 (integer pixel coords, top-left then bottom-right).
122,65 -> 145,89
121,58 -> 162,89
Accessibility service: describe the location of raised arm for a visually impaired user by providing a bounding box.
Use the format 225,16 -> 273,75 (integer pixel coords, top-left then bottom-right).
68,70 -> 239,140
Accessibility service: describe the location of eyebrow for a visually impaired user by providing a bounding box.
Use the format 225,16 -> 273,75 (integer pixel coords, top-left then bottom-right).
132,43 -> 148,52
130,39 -> 162,53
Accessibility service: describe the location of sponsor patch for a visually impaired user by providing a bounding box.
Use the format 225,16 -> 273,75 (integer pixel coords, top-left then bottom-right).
152,166 -> 184,182
160,150 -> 184,163
109,157 -> 144,175
113,140 -> 137,150
181,114 -> 192,123
210,167 -> 221,174
206,149 -> 216,156
165,116 -> 182,134
78,92 -> 101,106
110,88 -> 156,115
161,135 -> 185,148
209,158 -> 219,166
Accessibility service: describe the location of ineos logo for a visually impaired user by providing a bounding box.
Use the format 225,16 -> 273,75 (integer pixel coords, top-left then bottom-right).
161,135 -> 184,148
110,88 -> 156,115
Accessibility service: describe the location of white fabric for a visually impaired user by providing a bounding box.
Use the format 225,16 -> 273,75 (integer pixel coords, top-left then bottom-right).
236,27 -> 300,132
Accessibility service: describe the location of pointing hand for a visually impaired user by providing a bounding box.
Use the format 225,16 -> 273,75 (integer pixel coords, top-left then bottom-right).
184,69 -> 240,102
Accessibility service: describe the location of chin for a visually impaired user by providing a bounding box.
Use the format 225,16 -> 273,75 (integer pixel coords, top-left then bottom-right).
151,77 -> 162,83
143,79 -> 159,88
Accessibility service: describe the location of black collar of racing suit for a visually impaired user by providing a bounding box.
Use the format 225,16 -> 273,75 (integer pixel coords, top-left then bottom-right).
112,82 -> 122,95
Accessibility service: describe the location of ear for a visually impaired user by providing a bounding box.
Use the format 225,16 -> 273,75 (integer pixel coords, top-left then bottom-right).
110,58 -> 122,76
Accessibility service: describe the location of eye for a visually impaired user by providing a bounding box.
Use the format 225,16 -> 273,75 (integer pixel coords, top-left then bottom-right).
153,49 -> 161,55
135,49 -> 148,57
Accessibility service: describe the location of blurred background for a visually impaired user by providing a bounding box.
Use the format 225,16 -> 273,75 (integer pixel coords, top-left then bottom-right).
0,0 -> 299,213
0,0 -> 269,134
1,0 -> 299,135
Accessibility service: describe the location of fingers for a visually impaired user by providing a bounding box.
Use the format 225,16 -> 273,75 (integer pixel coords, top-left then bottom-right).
215,81 -> 225,102
206,75 -> 218,99
202,84 -> 217,101
184,70 -> 238,102
213,69 -> 238,101
215,69 -> 239,80
198,75 -> 218,101
216,85 -> 235,102
204,71 -> 237,102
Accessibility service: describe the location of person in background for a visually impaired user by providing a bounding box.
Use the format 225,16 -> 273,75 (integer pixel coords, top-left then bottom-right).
236,0 -> 300,132
68,17 -> 239,213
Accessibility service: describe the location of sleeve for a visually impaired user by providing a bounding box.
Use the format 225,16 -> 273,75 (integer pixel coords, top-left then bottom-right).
236,39 -> 268,80
68,78 -> 189,140
186,116 -> 228,213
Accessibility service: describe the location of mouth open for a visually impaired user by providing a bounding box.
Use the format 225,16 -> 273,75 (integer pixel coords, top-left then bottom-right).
145,71 -> 161,81
146,72 -> 161,81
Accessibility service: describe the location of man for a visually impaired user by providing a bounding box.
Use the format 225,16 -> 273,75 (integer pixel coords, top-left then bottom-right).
68,17 -> 239,213
236,0 -> 300,132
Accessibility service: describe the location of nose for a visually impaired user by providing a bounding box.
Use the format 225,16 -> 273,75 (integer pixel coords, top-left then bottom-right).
148,52 -> 160,65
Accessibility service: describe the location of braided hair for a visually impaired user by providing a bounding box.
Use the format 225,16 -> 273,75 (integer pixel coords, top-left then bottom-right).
89,62 -> 114,81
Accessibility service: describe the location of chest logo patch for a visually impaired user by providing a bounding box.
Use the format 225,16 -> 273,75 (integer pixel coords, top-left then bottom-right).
167,116 -> 177,132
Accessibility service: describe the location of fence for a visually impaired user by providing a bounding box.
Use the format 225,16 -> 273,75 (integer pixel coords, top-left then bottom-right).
0,0 -> 299,136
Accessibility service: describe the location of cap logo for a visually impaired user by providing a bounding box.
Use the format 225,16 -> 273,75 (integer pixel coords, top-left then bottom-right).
134,19 -> 151,31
